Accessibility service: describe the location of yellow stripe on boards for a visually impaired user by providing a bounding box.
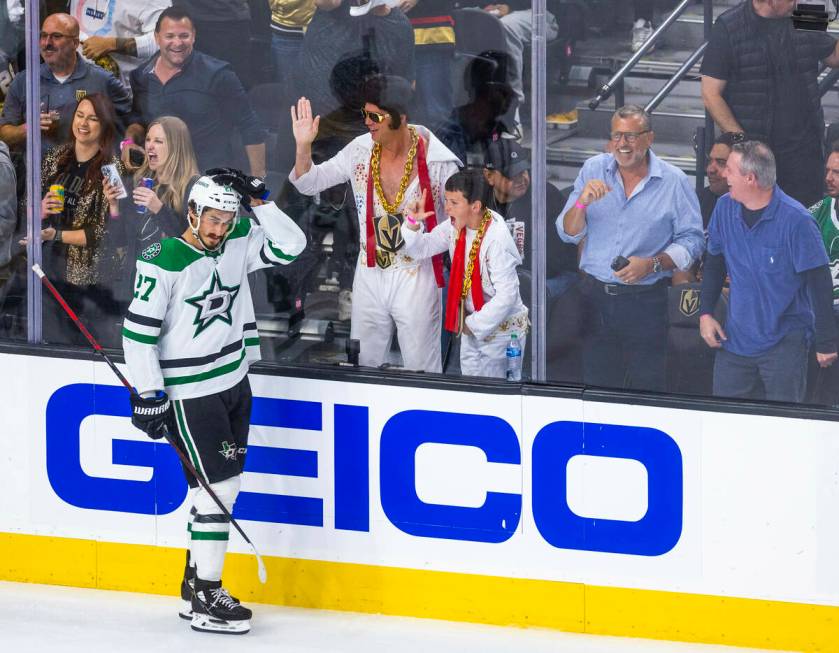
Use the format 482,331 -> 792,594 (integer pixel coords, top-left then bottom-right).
1,531 -> 838,651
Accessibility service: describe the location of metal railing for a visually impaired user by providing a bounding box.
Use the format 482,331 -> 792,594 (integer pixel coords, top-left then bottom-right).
588,0 -> 696,110
644,41 -> 707,114
585,0 -> 716,188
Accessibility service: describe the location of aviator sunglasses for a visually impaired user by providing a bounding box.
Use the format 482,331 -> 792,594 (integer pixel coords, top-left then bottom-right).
360,108 -> 389,124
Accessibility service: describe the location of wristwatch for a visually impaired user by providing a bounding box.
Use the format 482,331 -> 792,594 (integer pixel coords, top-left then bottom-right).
651,256 -> 662,273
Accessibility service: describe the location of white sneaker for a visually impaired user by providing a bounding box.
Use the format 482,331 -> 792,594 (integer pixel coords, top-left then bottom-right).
631,19 -> 654,53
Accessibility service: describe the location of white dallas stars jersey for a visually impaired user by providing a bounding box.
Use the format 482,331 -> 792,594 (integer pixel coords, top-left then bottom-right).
123,203 -> 306,400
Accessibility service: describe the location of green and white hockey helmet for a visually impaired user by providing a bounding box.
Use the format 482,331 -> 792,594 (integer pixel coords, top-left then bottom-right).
189,175 -> 241,218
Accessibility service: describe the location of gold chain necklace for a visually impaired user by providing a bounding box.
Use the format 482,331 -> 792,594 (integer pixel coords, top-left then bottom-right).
370,127 -> 419,214
461,209 -> 493,299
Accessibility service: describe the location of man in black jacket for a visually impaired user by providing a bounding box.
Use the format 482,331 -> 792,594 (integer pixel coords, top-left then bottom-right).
126,7 -> 266,175
700,0 -> 839,207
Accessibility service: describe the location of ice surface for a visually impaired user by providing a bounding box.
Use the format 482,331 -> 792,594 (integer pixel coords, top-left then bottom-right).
0,581 -> 790,653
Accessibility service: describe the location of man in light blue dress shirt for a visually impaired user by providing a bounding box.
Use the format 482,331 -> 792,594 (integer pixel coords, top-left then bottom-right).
557,105 -> 704,392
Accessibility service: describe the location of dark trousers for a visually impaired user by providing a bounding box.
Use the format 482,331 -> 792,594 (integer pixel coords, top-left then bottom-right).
580,279 -> 668,392
712,329 -> 809,403
774,141 -> 824,209
805,315 -> 839,406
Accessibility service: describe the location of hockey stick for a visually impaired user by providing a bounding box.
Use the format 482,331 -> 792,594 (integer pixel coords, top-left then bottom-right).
33,264 -> 268,584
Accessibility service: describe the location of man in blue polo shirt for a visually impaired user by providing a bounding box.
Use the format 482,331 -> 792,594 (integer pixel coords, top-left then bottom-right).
0,13 -> 131,152
557,104 -> 704,392
699,141 -> 837,402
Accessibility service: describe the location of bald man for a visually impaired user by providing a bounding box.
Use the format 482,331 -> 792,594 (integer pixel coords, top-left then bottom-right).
0,13 -> 131,151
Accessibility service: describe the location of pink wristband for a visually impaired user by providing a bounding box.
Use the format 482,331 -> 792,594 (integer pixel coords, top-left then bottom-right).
404,214 -> 418,226
574,199 -> 586,210
119,139 -> 133,150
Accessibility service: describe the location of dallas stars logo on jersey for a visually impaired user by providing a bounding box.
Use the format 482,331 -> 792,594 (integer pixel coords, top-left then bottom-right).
185,270 -> 241,337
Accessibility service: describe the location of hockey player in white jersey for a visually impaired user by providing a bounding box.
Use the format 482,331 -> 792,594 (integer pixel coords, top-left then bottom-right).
122,169 -> 306,634
289,75 -> 460,372
402,169 -> 528,378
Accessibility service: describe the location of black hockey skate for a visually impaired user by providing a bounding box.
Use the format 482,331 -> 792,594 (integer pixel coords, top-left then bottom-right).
191,578 -> 252,634
179,554 -> 243,621
179,557 -> 195,620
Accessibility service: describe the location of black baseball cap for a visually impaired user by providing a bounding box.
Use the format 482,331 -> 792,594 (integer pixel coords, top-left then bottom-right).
484,140 -> 530,178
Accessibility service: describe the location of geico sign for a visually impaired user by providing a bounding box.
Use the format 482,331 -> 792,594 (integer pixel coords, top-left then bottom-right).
46,383 -> 683,556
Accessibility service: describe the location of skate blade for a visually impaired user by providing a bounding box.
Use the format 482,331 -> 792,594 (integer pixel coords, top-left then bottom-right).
190,613 -> 250,635
178,600 -> 192,620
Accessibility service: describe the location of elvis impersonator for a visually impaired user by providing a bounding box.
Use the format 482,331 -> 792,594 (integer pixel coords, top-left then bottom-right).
122,169 -> 306,634
402,169 -> 528,378
289,75 -> 460,372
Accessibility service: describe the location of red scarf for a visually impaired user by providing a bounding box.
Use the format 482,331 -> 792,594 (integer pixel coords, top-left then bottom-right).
365,134 -> 444,287
445,226 -> 487,334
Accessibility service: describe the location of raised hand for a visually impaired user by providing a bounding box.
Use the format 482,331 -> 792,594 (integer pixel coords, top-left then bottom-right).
578,179 -> 611,207
404,189 -> 435,228
290,97 -> 320,146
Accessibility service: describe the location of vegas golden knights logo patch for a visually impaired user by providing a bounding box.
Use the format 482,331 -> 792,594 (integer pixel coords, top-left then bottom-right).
374,213 -> 405,269
679,288 -> 700,317
75,89 -> 88,103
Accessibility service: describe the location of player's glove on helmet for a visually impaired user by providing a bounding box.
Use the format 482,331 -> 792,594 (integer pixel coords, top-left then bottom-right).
205,167 -> 268,211
130,391 -> 174,440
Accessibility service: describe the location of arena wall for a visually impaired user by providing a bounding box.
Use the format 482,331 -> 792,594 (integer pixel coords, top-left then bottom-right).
1,351 -> 838,651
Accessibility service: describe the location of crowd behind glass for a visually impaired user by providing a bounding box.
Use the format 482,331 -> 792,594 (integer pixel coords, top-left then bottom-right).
2,0 -> 839,408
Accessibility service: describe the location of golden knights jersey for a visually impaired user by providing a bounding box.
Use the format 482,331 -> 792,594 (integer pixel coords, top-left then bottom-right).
123,203 -> 306,399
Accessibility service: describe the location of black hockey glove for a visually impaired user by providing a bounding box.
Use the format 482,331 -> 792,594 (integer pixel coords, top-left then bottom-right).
206,167 -> 268,211
130,391 -> 174,440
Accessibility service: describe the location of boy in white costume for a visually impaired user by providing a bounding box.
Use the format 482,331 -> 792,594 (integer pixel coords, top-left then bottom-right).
289,75 -> 460,372
402,168 -> 528,378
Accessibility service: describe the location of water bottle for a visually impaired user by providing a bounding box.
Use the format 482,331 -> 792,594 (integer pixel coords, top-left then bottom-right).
506,333 -> 522,382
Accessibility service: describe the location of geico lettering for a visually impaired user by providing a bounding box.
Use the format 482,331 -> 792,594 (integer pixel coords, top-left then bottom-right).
46,384 -> 683,555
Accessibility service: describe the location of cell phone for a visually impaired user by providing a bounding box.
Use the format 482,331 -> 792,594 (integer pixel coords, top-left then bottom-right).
611,255 -> 630,272
101,164 -> 128,199
128,147 -> 146,167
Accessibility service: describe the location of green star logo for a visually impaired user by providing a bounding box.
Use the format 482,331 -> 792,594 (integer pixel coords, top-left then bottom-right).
185,270 -> 240,337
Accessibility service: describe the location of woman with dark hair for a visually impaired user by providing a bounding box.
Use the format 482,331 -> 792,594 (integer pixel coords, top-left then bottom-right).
38,92 -> 123,345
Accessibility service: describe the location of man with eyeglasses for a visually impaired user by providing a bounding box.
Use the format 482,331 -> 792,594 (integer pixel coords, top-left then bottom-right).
557,104 -> 704,393
0,13 -> 131,152
289,74 -> 460,372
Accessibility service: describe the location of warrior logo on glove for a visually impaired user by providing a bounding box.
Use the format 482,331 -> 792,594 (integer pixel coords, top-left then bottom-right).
130,391 -> 174,440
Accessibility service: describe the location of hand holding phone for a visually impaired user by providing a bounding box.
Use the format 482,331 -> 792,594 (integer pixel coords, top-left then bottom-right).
611,255 -> 630,272
101,164 -> 128,199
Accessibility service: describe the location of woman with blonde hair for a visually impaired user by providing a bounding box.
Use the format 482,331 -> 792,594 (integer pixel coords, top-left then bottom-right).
127,115 -> 200,243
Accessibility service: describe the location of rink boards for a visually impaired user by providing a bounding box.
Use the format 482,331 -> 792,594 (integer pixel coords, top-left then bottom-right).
2,351 -> 839,651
